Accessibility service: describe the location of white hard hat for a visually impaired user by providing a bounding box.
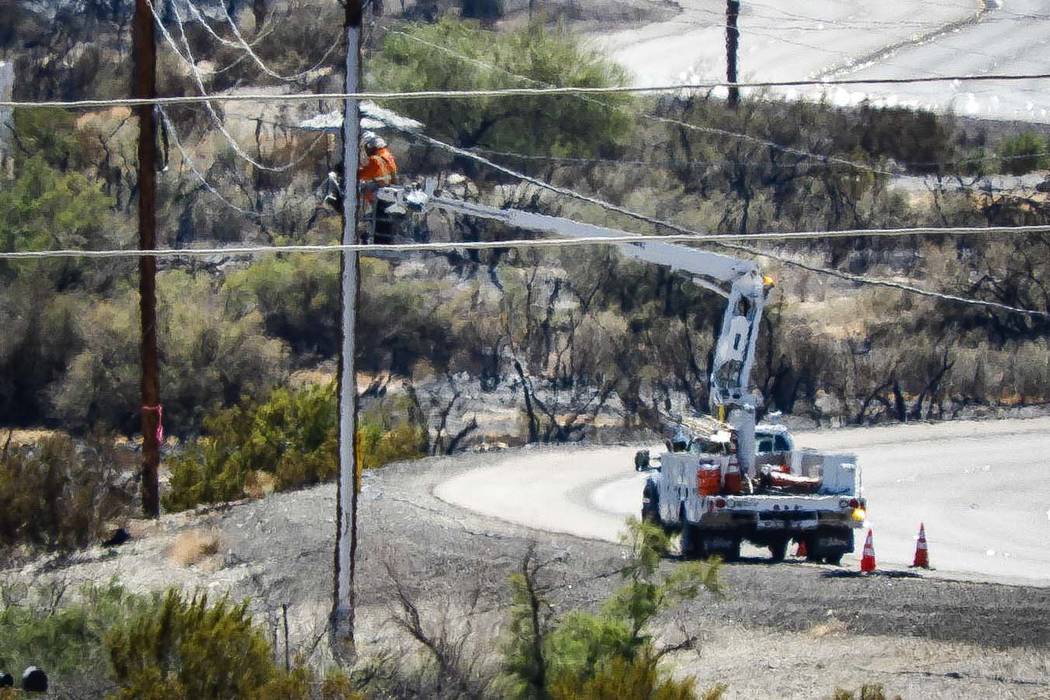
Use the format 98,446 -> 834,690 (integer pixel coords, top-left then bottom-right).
361,131 -> 386,150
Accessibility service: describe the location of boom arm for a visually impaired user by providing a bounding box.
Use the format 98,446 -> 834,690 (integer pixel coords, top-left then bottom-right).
378,187 -> 770,471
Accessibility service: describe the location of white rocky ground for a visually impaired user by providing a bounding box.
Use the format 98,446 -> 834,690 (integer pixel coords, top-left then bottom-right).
7,420 -> 1050,697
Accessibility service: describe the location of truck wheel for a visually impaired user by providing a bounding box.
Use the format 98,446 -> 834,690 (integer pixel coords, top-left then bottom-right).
680,523 -> 704,559
824,552 -> 844,566
768,538 -> 788,562
641,482 -> 662,527
722,537 -> 742,563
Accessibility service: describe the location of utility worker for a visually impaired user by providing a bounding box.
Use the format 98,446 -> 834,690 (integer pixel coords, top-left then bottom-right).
358,131 -> 398,199
359,131 -> 398,243
322,131 -> 399,242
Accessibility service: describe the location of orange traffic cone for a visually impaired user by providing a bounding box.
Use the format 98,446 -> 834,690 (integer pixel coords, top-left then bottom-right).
860,529 -> 876,573
912,523 -> 929,569
796,539 -> 808,558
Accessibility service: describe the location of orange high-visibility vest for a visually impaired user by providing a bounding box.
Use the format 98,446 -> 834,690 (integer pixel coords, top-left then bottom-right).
358,147 -> 398,202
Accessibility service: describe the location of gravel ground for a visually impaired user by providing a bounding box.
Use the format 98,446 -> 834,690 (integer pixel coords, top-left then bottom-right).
6,447 -> 1050,697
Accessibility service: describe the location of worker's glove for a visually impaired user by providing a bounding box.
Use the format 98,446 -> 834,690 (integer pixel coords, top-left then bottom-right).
322,172 -> 343,210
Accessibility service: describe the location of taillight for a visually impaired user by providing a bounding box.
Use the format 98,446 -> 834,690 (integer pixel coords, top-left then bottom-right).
714,497 -> 726,509
849,498 -> 860,509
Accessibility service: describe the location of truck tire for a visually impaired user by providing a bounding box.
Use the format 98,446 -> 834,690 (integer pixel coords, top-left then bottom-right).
680,522 -> 705,560
812,528 -> 853,565
641,482 -> 662,527
768,538 -> 789,562
718,537 -> 742,563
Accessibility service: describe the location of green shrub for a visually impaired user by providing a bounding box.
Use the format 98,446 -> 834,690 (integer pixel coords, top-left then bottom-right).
0,434 -> 132,551
997,132 -> 1048,175
0,580 -> 143,683
164,383 -> 338,511
225,255 -> 341,360
832,684 -> 900,700
1,581 -> 359,700
106,589 -> 313,700
549,652 -> 709,700
502,519 -> 722,699
372,19 -> 633,160
163,385 -> 427,511
51,271 -> 288,436
357,394 -> 429,471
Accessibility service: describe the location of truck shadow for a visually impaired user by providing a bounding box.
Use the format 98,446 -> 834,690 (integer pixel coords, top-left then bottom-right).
672,554 -> 820,567
820,569 -> 924,579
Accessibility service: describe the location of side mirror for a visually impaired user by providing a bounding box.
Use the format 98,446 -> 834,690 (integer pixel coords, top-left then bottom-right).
634,449 -> 650,472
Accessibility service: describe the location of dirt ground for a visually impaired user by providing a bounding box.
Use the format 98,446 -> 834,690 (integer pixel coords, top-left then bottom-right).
6,443 -> 1050,697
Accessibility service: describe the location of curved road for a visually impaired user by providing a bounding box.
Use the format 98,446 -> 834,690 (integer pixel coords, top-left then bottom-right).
436,416 -> 1050,586
593,0 -> 1050,123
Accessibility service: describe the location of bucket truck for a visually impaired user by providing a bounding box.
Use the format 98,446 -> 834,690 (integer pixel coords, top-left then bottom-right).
377,183 -> 866,565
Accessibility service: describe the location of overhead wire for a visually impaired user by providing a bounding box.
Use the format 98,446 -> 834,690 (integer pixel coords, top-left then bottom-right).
1,222 -> 1047,318
387,29 -> 895,176
389,28 -> 1050,199
184,0 -> 276,50
4,106 -> 1046,319
181,0 -> 342,82
161,0 -> 325,173
0,224 -> 1047,257
4,12 -> 1046,319
158,106 -> 264,219
7,71 -> 1050,110
402,129 -> 1049,319
451,144 -> 1050,180
145,0 -> 243,77
211,0 -> 343,83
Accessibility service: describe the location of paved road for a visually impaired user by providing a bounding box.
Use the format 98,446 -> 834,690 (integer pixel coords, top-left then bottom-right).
436,417 -> 1050,586
593,0 -> 1050,123
833,0 -> 1050,122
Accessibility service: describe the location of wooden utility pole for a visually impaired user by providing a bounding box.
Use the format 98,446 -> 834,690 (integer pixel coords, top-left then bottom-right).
332,0 -> 363,656
726,0 -> 740,109
133,0 -> 161,518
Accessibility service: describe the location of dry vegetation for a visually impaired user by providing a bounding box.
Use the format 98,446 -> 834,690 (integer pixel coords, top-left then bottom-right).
167,528 -> 222,567
1,0 -> 1047,536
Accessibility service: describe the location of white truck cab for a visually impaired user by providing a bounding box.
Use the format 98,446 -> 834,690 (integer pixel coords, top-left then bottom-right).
755,423 -> 794,455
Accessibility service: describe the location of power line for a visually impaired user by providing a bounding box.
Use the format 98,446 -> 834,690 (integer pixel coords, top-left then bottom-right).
5,119 -> 1045,318
403,129 -> 1050,319
175,0 -> 340,82
378,30 -> 1047,181
158,106 -> 264,219
456,143 -> 1050,173
0,221 -> 1045,261
145,0 -> 231,77
0,223 -> 1047,257
286,29 -> 1049,290
6,19 -> 1045,319
1,226 -> 1045,316
388,30 -> 898,176
7,71 -> 1050,110
184,0 -> 276,50
211,0 -> 343,83
161,0 -> 326,173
